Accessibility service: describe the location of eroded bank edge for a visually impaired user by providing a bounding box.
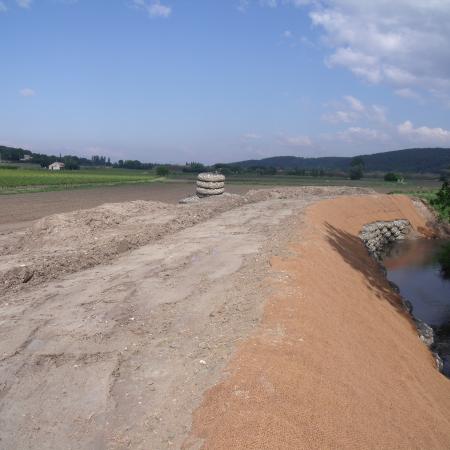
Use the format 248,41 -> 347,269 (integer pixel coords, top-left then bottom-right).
359,219 -> 444,373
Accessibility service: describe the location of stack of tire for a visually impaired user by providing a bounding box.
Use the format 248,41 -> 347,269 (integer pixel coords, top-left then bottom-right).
196,172 -> 226,197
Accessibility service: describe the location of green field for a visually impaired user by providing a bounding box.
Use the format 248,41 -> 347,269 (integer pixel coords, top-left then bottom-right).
0,168 -> 160,193
0,166 -> 444,196
169,172 -> 442,193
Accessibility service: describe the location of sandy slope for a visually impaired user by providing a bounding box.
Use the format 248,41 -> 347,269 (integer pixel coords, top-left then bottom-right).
185,195 -> 450,450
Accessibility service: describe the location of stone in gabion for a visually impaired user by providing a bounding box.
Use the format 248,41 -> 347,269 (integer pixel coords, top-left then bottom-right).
359,219 -> 411,258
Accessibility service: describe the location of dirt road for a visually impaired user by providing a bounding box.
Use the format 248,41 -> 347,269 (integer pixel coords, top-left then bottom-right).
1,189 -> 448,450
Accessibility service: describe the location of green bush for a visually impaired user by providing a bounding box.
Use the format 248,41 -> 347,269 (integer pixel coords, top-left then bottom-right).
156,166 -> 170,176
430,181 -> 450,221
384,172 -> 400,182
0,165 -> 18,170
182,162 -> 205,173
349,156 -> 364,180
349,166 -> 363,180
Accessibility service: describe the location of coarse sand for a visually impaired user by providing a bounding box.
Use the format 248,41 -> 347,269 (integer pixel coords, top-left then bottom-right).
185,195 -> 450,450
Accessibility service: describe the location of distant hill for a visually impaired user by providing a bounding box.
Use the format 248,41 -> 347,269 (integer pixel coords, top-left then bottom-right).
233,148 -> 450,173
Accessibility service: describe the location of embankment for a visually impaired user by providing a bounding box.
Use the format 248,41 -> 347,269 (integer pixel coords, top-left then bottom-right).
186,194 -> 450,450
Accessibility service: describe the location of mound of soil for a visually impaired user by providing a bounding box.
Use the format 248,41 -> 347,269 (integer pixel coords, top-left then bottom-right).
0,187 -> 372,294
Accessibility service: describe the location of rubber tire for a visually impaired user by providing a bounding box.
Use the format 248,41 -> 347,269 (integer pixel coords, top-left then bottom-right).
196,180 -> 225,189
197,173 -> 225,182
196,187 -> 225,196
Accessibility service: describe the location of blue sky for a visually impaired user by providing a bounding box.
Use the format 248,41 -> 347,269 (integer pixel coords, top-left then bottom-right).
1,0 -> 450,163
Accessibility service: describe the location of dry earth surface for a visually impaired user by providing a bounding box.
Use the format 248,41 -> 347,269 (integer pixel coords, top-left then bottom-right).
0,187 -> 366,294
0,186 -> 368,450
1,187 -> 449,450
0,182 -> 259,231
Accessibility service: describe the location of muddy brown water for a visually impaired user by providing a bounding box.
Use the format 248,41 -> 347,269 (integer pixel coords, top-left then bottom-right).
383,239 -> 450,376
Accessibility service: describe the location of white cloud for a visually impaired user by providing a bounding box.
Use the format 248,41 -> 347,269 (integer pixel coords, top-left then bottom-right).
283,30 -> 293,39
242,132 -> 262,140
279,134 -> 312,147
299,35 -> 316,48
370,105 -> 387,124
260,0 -> 277,7
309,1 -> 450,100
326,47 -> 382,84
397,120 -> 450,144
148,1 -> 170,17
237,0 -> 250,13
0,2 -> 7,12
322,109 -> 356,124
322,95 -> 386,124
19,88 -> 36,97
259,0 -> 312,7
337,127 -> 388,142
394,88 -> 422,102
326,115 -> 450,148
16,0 -> 32,7
344,95 -> 364,112
133,0 -> 171,18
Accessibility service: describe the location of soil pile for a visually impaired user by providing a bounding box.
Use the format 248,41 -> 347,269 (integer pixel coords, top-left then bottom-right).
0,187 -> 371,293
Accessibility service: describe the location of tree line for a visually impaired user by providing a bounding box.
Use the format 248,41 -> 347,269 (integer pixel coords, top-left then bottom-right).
0,146 -> 115,170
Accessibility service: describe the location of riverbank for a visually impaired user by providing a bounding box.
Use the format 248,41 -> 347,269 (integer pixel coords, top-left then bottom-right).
186,194 -> 450,450
383,238 -> 450,376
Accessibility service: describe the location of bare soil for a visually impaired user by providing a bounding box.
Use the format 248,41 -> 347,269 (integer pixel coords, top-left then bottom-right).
0,187 -> 370,294
0,186 -> 370,450
2,189 -> 448,450
0,182 -> 259,230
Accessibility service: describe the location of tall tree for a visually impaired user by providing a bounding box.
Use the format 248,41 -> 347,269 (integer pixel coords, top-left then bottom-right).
349,156 -> 364,180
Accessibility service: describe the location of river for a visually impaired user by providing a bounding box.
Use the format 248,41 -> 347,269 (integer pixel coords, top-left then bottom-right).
382,239 -> 450,377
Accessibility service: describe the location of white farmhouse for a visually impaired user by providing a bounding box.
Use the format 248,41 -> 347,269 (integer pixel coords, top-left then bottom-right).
49,162 -> 65,171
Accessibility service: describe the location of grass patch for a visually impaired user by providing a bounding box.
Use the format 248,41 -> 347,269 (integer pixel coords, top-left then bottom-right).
169,172 -> 442,192
393,182 -> 450,222
430,182 -> 450,222
0,168 -> 161,194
